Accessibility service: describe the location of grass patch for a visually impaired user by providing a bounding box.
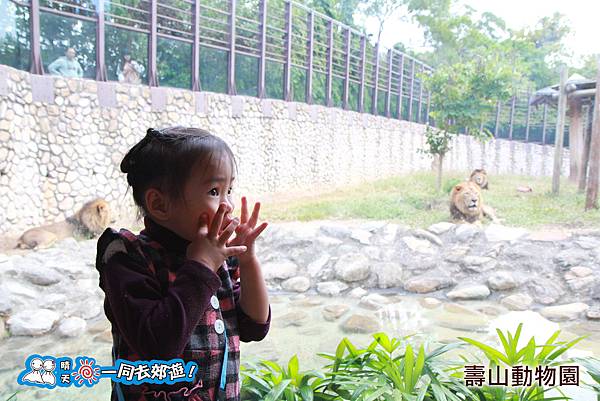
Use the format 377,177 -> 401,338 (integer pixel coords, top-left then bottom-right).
261,171 -> 600,229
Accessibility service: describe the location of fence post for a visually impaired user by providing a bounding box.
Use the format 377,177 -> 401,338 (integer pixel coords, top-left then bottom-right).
493,101 -> 501,138
95,0 -> 107,81
508,95 -> 516,140
552,66 -> 568,195
371,42 -> 380,115
305,10 -> 314,104
342,28 -> 350,110
385,49 -> 392,117
325,20 -> 334,107
417,63 -> 424,123
283,1 -> 292,101
358,35 -> 366,113
148,0 -> 158,86
227,0 -> 236,95
257,0 -> 267,98
542,104 -> 548,144
29,0 -> 44,74
525,90 -> 532,142
396,53 -> 404,120
191,0 -> 201,91
407,58 -> 415,121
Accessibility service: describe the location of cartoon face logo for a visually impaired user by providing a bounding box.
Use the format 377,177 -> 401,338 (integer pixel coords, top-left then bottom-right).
43,359 -> 56,372
31,358 -> 43,371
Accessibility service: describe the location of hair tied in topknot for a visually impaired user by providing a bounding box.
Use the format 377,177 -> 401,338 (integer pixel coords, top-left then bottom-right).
120,128 -> 158,174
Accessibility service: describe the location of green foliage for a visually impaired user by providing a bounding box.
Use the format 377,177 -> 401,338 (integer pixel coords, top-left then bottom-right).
574,357 -> 600,399
443,177 -> 461,194
460,323 -> 586,368
241,355 -> 334,401
420,57 -> 513,191
242,327 -> 596,401
319,333 -> 472,400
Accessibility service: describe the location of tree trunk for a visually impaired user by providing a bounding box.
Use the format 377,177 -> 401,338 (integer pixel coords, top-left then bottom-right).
585,61 -> 600,210
436,153 -> 444,193
578,104 -> 593,193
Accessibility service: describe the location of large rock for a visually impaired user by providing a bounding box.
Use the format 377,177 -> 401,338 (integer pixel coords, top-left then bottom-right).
462,256 -> 498,273
412,229 -> 443,246
447,284 -> 490,300
348,287 -> 368,298
322,304 -> 350,321
359,293 -> 391,310
485,224 -> 528,242
404,276 -> 452,293
319,225 -> 351,239
374,262 -> 403,289
402,236 -> 434,254
262,259 -> 298,280
334,253 -> 371,282
540,303 -> 589,321
0,280 -> 38,314
350,229 -> 372,245
428,222 -> 454,235
57,317 -> 87,337
487,271 -> 518,291
20,265 -> 62,286
553,249 -> 590,269
340,314 -> 380,334
316,281 -> 349,296
454,224 -> 480,241
281,277 -> 311,293
575,236 -> 600,250
307,255 -> 330,277
7,309 -> 60,336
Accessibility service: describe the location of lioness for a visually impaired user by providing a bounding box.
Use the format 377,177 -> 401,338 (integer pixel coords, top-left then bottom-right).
16,198 -> 112,249
469,168 -> 488,190
450,181 -> 500,224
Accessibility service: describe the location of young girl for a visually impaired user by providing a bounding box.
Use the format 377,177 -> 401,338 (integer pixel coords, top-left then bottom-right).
96,127 -> 270,401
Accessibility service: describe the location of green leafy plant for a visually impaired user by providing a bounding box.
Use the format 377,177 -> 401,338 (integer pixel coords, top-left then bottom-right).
241,355 -> 335,401
318,332 -> 473,401
573,357 -> 600,401
459,323 -> 586,367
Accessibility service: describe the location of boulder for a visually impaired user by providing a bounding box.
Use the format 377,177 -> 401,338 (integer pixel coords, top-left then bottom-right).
281,277 -> 311,293
447,284 -> 490,300
334,253 -> 371,282
540,303 -> 589,321
340,314 -> 380,334
7,309 -> 60,336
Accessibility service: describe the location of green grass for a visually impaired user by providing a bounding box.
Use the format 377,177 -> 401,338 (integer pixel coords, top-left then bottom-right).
261,171 -> 600,229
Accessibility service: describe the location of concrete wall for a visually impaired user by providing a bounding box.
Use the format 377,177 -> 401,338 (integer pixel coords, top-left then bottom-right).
0,65 -> 570,234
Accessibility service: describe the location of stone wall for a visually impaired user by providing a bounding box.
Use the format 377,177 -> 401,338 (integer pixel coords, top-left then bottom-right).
0,65 -> 570,235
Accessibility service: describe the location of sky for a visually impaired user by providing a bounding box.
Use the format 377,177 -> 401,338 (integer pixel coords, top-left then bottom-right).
363,0 -> 600,67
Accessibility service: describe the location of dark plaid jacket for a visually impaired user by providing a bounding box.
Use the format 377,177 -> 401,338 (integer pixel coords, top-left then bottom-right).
96,217 -> 271,401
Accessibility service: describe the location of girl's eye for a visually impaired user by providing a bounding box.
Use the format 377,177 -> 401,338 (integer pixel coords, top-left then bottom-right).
227,187 -> 233,195
209,188 -> 219,196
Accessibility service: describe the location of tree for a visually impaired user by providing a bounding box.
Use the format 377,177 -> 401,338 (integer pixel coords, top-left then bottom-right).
421,56 -> 514,192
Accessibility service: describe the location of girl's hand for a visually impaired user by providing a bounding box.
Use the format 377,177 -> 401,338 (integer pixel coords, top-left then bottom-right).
228,196 -> 268,258
186,203 -> 247,272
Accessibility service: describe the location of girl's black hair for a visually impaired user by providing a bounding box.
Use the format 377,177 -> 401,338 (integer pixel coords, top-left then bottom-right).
120,126 -> 236,216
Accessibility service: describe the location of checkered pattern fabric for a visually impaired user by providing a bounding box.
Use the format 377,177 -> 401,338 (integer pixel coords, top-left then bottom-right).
96,221 -> 267,401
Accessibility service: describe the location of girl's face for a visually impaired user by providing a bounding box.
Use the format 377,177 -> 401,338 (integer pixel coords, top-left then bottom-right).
167,152 -> 235,242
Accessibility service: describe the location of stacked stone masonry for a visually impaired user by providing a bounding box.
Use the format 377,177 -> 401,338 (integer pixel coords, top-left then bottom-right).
0,65 -> 570,234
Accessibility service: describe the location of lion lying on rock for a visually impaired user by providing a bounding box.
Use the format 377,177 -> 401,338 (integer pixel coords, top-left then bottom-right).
450,181 -> 500,224
17,198 -> 113,249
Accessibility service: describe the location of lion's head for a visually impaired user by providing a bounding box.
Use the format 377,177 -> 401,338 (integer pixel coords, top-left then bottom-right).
75,198 -> 112,236
451,181 -> 482,218
469,168 -> 488,190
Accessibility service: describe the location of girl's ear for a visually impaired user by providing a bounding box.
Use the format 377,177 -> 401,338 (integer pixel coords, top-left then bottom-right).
145,188 -> 170,221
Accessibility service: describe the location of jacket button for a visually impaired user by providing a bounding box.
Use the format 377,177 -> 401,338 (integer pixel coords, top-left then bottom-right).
214,319 -> 225,334
210,295 -> 220,309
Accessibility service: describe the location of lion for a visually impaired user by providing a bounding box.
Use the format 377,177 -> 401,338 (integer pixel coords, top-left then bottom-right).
450,181 -> 500,224
469,168 -> 488,190
16,198 -> 113,249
